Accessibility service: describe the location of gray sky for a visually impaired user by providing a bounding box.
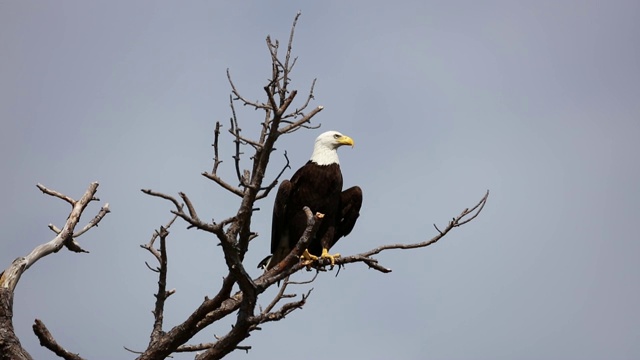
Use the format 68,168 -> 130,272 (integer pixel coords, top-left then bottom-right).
1,1 -> 639,359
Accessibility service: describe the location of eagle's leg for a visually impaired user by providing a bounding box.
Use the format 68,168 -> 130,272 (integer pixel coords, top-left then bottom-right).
320,247 -> 340,267
300,249 -> 318,267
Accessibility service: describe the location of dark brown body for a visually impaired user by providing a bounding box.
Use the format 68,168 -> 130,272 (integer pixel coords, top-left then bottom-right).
267,161 -> 362,269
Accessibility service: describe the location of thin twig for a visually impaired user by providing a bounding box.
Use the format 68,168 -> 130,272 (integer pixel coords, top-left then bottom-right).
212,121 -> 222,174
256,151 -> 291,199
201,172 -> 245,197
179,192 -> 200,222
278,105 -> 324,134
226,69 -> 270,110
36,183 -> 75,206
282,11 -> 302,100
73,203 -> 111,237
141,189 -> 183,212
229,100 -> 249,188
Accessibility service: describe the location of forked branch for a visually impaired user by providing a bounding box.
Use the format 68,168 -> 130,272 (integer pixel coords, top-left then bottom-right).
140,215 -> 179,348
0,182 -> 109,291
0,182 -> 109,359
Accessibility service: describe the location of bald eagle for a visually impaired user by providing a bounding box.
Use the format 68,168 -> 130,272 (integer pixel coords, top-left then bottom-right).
259,131 -> 363,270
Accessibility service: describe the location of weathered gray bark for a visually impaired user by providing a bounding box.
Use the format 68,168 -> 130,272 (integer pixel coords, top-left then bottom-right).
0,182 -> 108,359
0,289 -> 33,360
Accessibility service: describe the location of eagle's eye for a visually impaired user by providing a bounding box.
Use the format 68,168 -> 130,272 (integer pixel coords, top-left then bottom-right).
333,134 -> 341,139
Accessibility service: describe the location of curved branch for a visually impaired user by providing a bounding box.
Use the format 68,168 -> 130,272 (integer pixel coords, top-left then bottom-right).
0,182 -> 108,359
336,190 -> 490,272
0,182 -> 108,292
142,189 -> 224,235
140,189 -> 183,212
227,69 -> 270,111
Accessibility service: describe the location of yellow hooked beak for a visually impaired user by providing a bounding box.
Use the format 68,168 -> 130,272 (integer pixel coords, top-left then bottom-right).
337,135 -> 355,148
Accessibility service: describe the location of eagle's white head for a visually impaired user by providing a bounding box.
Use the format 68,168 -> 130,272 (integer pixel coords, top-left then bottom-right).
310,130 -> 354,166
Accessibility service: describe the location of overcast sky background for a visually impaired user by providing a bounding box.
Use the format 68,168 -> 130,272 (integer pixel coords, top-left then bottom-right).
1,1 -> 639,359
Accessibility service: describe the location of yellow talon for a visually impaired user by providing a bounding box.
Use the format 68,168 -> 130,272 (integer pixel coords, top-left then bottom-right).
300,249 -> 318,267
320,248 -> 340,267
299,248 -> 341,269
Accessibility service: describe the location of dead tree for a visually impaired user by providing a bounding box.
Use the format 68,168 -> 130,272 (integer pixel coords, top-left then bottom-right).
0,12 -> 488,360
0,183 -> 110,360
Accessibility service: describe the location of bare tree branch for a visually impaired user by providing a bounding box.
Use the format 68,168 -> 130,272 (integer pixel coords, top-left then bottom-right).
256,151 -> 290,200
0,182 -> 108,359
73,203 -> 111,237
201,172 -> 245,197
333,190 -> 490,272
141,189 -> 225,235
229,100 -> 250,189
290,78 -> 317,116
175,342 -> 214,353
226,68 -> 270,111
36,183 -> 76,206
33,319 -> 85,360
278,105 -> 324,134
251,288 -> 312,326
281,11 -> 301,101
140,189 -> 183,212
211,121 -> 223,174
179,192 -> 200,223
260,271 -> 318,318
0,183 -> 108,291
140,215 -> 179,349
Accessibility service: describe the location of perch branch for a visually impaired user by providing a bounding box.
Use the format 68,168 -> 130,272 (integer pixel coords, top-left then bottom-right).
256,207 -> 323,288
334,190 -> 490,273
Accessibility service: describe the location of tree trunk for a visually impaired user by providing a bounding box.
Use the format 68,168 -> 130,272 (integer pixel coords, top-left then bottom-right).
0,288 -> 33,360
